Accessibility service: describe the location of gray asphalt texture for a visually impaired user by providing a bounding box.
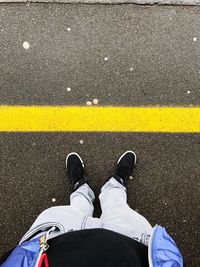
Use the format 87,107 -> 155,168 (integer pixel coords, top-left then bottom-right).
2,0 -> 200,7
0,3 -> 200,266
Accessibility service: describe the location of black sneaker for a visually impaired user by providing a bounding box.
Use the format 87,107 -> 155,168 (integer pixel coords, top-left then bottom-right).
113,151 -> 137,186
66,152 -> 87,191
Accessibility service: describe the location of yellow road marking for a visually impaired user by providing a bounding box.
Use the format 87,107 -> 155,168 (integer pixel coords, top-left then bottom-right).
0,106 -> 199,132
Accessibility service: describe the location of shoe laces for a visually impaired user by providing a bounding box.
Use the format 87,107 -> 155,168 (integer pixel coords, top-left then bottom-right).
116,165 -> 130,178
70,164 -> 84,180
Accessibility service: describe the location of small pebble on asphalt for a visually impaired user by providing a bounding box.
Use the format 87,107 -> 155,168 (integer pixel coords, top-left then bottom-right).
52,198 -> 56,202
67,87 -> 71,92
93,99 -> 98,105
79,140 -> 84,144
86,101 -> 92,106
23,41 -> 30,49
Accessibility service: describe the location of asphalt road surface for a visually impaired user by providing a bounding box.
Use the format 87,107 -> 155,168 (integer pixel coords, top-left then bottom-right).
0,4 -> 200,266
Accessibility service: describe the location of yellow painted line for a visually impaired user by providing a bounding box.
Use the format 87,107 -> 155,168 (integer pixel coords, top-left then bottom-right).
0,106 -> 199,132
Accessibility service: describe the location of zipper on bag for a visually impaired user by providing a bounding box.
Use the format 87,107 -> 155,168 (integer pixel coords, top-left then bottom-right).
34,226 -> 56,267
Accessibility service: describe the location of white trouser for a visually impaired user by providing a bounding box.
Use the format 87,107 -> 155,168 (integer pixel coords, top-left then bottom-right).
20,178 -> 152,246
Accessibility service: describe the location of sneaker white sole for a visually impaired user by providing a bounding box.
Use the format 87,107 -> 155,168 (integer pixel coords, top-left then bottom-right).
117,150 -> 137,166
65,152 -> 85,171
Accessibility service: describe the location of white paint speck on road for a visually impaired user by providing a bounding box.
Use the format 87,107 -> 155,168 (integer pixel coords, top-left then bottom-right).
93,99 -> 98,105
79,140 -> 84,144
129,176 -> 133,180
67,87 -> 71,92
23,41 -> 30,50
86,101 -> 92,106
129,67 -> 134,71
104,57 -> 108,61
193,37 -> 197,42
67,27 -> 71,32
187,90 -> 191,94
52,198 -> 56,202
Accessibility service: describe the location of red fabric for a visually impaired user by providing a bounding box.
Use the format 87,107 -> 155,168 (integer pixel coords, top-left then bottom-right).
38,253 -> 49,267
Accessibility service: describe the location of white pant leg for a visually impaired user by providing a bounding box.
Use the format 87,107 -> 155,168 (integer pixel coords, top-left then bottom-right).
20,183 -> 95,243
70,183 -> 95,216
99,177 -> 152,245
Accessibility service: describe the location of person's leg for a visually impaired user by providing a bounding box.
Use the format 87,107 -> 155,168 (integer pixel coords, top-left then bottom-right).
99,176 -> 128,215
20,152 -> 95,243
67,152 -> 95,216
99,151 -> 136,216
70,182 -> 95,216
99,151 -> 152,245
99,177 -> 152,240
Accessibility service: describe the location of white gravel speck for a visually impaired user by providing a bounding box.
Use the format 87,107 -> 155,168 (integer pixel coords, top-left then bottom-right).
52,198 -> 56,202
104,57 -> 108,61
129,67 -> 134,71
67,87 -> 71,92
67,27 -> 71,32
187,90 -> 191,94
86,101 -> 92,106
23,41 -> 30,50
193,37 -> 197,42
129,176 -> 133,180
79,140 -> 84,144
93,99 -> 98,105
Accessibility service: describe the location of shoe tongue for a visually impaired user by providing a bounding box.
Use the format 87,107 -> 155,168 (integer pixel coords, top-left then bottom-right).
117,165 -> 130,179
73,164 -> 84,180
